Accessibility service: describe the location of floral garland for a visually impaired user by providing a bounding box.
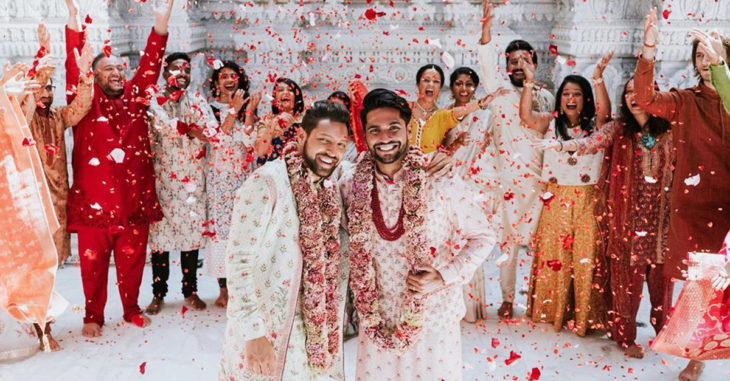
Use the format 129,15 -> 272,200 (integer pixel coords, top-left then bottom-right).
283,142 -> 342,373
347,146 -> 430,353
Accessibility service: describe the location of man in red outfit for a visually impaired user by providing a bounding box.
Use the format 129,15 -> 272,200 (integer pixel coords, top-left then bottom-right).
63,0 -> 174,337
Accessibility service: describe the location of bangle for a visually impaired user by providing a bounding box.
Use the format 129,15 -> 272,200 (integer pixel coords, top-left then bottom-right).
592,77 -> 604,84
523,81 -> 535,89
558,140 -> 563,151
643,42 -> 656,49
479,100 -> 488,110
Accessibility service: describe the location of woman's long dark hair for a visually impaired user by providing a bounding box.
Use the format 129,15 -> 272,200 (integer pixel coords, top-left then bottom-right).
619,76 -> 670,137
554,75 -> 595,141
209,60 -> 250,122
272,77 -> 304,115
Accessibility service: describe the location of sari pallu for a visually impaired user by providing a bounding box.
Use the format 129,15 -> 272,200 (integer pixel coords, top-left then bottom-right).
0,88 -> 64,339
651,231 -> 730,360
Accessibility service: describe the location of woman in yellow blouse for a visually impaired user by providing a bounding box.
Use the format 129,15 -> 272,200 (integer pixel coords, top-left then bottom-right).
409,64 -> 497,153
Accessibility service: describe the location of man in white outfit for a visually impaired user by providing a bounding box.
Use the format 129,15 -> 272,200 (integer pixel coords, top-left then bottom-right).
476,1 -> 555,318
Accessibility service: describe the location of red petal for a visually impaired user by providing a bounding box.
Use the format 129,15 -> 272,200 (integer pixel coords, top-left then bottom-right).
85,14 -> 93,24
548,44 -> 558,56
504,350 -> 521,365
491,337 -> 500,348
102,45 -> 112,58
528,367 -> 541,380
22,137 -> 36,146
180,305 -> 188,318
44,144 -> 58,156
139,361 -> 146,374
662,9 -> 671,19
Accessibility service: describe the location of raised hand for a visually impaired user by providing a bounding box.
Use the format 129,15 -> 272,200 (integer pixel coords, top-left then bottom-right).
75,43 -> 94,74
522,54 -> 536,83
642,7 -> 659,59
479,0 -> 494,45
691,29 -> 724,66
246,91 -> 262,115
153,0 -> 175,35
592,50 -> 614,80
65,0 -> 81,31
230,89 -> 246,113
37,23 -> 51,55
1,63 -> 30,87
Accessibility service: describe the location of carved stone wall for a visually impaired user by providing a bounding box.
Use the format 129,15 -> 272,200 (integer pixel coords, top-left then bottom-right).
2,0 -> 729,109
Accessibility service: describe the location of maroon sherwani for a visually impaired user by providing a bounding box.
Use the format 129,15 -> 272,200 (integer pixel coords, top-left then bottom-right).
65,27 -> 166,325
634,57 -> 730,280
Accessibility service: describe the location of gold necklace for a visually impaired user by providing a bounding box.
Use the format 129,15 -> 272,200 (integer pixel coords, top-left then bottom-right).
415,99 -> 437,118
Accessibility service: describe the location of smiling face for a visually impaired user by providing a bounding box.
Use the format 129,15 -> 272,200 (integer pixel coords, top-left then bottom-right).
163,59 -> 191,91
560,82 -> 584,120
450,73 -> 476,105
301,118 -> 350,180
94,55 -> 126,97
274,82 -> 296,114
506,50 -> 532,87
216,67 -> 239,98
364,107 -> 409,165
417,69 -> 442,102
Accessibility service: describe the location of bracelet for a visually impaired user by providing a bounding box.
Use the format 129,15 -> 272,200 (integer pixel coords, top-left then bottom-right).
643,42 -> 657,49
592,77 -> 604,84
479,100 -> 489,110
558,140 -> 563,151
523,81 -> 535,89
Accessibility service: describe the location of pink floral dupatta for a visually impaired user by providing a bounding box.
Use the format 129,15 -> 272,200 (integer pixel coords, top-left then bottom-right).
0,87 -> 63,335
652,231 -> 730,360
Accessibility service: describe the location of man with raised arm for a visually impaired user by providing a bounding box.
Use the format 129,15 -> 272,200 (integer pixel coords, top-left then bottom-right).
634,8 -> 730,381
63,0 -> 173,337
476,1 -> 555,319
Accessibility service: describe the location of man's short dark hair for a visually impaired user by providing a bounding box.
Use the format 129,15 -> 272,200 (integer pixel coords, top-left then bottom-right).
91,53 -> 107,71
505,39 -> 538,66
164,52 -> 191,68
301,100 -> 352,135
359,88 -> 412,129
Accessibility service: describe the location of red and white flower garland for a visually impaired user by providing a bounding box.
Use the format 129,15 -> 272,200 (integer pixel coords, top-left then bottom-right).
284,142 -> 342,373
347,146 -> 430,352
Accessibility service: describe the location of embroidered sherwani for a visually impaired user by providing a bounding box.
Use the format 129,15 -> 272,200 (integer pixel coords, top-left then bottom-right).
477,40 -> 554,303
148,92 -> 215,252
339,168 -> 497,381
27,72 -> 94,263
220,159 -> 348,381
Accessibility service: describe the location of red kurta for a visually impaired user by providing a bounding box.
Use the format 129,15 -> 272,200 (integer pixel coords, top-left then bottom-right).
634,57 -> 730,280
65,27 -> 165,231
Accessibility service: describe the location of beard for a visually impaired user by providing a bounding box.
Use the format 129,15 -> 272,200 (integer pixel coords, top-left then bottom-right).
303,141 -> 338,179
508,71 -> 525,88
371,140 -> 408,165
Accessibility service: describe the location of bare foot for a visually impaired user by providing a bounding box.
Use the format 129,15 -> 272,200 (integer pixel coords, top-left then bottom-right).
215,287 -> 228,308
679,360 -> 704,381
81,322 -> 102,338
498,301 -> 513,320
623,344 -> 644,359
34,324 -> 61,351
185,294 -> 207,310
145,297 -> 164,315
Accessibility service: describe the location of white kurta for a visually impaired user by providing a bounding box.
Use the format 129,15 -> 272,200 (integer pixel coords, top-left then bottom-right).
339,167 -> 498,381
148,93 -> 215,252
220,160 -> 348,381
204,101 -> 257,279
477,41 -> 555,247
